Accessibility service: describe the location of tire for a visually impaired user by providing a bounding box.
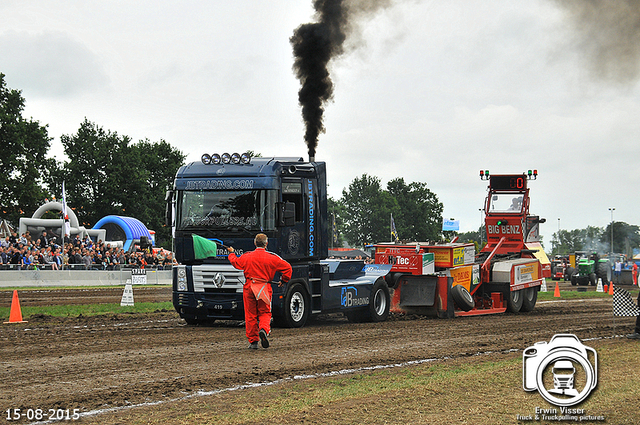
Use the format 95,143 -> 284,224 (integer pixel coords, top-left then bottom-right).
507,288 -> 524,313
346,278 -> 390,323
596,260 -> 611,284
276,282 -> 309,328
570,272 -> 577,286
451,285 -> 474,312
385,272 -> 404,289
589,273 -> 597,286
520,287 -> 538,312
564,267 -> 574,281
368,278 -> 390,322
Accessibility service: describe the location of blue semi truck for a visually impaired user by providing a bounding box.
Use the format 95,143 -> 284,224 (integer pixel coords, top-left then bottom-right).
165,153 -> 391,327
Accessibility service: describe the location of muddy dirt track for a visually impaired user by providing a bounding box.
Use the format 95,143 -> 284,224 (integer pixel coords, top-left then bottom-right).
0,285 -> 636,423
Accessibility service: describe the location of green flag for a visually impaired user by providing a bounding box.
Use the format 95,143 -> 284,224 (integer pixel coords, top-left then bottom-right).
192,234 -> 218,259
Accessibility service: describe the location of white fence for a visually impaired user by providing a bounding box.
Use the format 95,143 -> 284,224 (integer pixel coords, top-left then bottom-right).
0,268 -> 172,287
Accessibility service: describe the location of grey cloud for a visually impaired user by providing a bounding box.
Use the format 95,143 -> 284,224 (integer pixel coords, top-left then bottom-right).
0,30 -> 109,97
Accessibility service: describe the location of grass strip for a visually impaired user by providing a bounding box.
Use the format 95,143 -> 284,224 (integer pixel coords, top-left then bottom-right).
538,287 -> 636,301
0,301 -> 174,318
99,339 -> 639,425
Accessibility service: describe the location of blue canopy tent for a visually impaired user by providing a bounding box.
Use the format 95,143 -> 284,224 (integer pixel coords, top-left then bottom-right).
92,216 -> 153,251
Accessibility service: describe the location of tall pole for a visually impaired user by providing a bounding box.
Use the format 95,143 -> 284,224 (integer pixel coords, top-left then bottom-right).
609,208 -> 615,256
557,218 -> 560,255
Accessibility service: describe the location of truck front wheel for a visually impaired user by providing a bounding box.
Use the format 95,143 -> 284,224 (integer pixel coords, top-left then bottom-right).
276,282 -> 310,328
507,288 -> 524,313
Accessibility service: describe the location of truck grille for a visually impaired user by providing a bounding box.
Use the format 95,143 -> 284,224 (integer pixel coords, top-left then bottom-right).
192,265 -> 245,293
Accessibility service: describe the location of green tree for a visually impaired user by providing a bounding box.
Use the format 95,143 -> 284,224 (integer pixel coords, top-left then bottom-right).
341,174 -> 397,247
128,139 -> 186,245
49,119 -> 185,246
456,227 -> 483,252
551,226 -> 605,256
0,73 -> 53,226
327,196 -> 346,248
602,222 -> 640,256
386,177 -> 442,242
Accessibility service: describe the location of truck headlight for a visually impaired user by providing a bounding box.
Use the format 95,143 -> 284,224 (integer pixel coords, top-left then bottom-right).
177,266 -> 187,291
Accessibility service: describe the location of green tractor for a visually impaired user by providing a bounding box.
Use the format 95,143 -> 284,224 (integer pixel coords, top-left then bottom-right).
570,251 -> 611,286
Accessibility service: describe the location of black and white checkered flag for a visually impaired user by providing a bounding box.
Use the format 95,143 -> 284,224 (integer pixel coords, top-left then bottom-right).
613,286 -> 640,317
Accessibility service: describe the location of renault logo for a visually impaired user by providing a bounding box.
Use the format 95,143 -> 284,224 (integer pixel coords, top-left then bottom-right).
213,273 -> 226,288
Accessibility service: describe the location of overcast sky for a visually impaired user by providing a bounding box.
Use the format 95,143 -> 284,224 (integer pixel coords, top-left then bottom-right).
2,0 -> 639,248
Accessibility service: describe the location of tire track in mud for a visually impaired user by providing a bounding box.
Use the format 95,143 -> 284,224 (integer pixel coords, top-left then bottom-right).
0,289 -> 633,421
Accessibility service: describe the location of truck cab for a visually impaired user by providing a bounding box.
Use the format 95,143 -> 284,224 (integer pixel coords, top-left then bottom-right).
167,154 -> 390,327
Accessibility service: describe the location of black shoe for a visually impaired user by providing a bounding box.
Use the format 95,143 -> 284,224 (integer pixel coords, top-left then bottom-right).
259,329 -> 270,348
626,333 -> 640,340
248,342 -> 258,349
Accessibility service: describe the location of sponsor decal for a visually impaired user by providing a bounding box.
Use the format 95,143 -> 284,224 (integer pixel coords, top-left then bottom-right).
185,179 -> 255,190
308,180 -> 315,256
341,286 -> 369,308
448,266 -> 473,291
486,224 -> 521,235
288,230 -> 301,255
515,263 -> 538,285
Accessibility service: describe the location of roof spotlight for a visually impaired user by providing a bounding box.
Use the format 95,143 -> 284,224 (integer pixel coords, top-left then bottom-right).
240,153 -> 251,164
221,153 -> 231,164
201,154 -> 211,165
211,153 -> 221,164
231,152 -> 241,164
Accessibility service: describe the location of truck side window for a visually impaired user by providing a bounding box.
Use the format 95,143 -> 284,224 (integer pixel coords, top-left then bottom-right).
282,194 -> 303,222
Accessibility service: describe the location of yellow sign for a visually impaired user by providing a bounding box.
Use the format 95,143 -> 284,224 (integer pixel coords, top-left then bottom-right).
449,265 -> 473,291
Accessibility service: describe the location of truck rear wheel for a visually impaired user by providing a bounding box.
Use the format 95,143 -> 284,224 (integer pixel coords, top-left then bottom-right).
275,282 -> 309,328
346,279 -> 390,323
451,284 -> 474,312
507,289 -> 523,313
369,278 -> 390,322
520,287 -> 538,312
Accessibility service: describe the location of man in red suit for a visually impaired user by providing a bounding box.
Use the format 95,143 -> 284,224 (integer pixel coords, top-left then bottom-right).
228,234 -> 292,349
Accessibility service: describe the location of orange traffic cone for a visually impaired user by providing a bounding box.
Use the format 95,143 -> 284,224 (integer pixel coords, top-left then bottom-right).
608,282 -> 614,295
4,290 -> 27,324
554,282 -> 561,297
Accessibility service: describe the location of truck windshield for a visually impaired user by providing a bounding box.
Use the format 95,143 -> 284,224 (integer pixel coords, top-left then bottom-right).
177,190 -> 277,231
489,193 -> 523,213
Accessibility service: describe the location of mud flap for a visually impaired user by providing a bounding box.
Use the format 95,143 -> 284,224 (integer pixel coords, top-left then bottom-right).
391,275 -> 454,318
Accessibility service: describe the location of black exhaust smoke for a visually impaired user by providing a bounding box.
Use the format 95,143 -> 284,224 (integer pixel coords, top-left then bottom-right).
553,0 -> 640,84
291,0 -> 391,162
291,0 -> 347,163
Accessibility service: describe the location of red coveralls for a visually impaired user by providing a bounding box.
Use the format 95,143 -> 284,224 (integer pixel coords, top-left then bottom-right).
228,248 -> 292,343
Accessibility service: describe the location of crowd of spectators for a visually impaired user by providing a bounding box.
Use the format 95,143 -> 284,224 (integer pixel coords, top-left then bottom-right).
0,230 -> 176,271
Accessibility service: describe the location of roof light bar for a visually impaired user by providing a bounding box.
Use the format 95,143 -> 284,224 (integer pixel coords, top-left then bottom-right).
201,152 -> 252,165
